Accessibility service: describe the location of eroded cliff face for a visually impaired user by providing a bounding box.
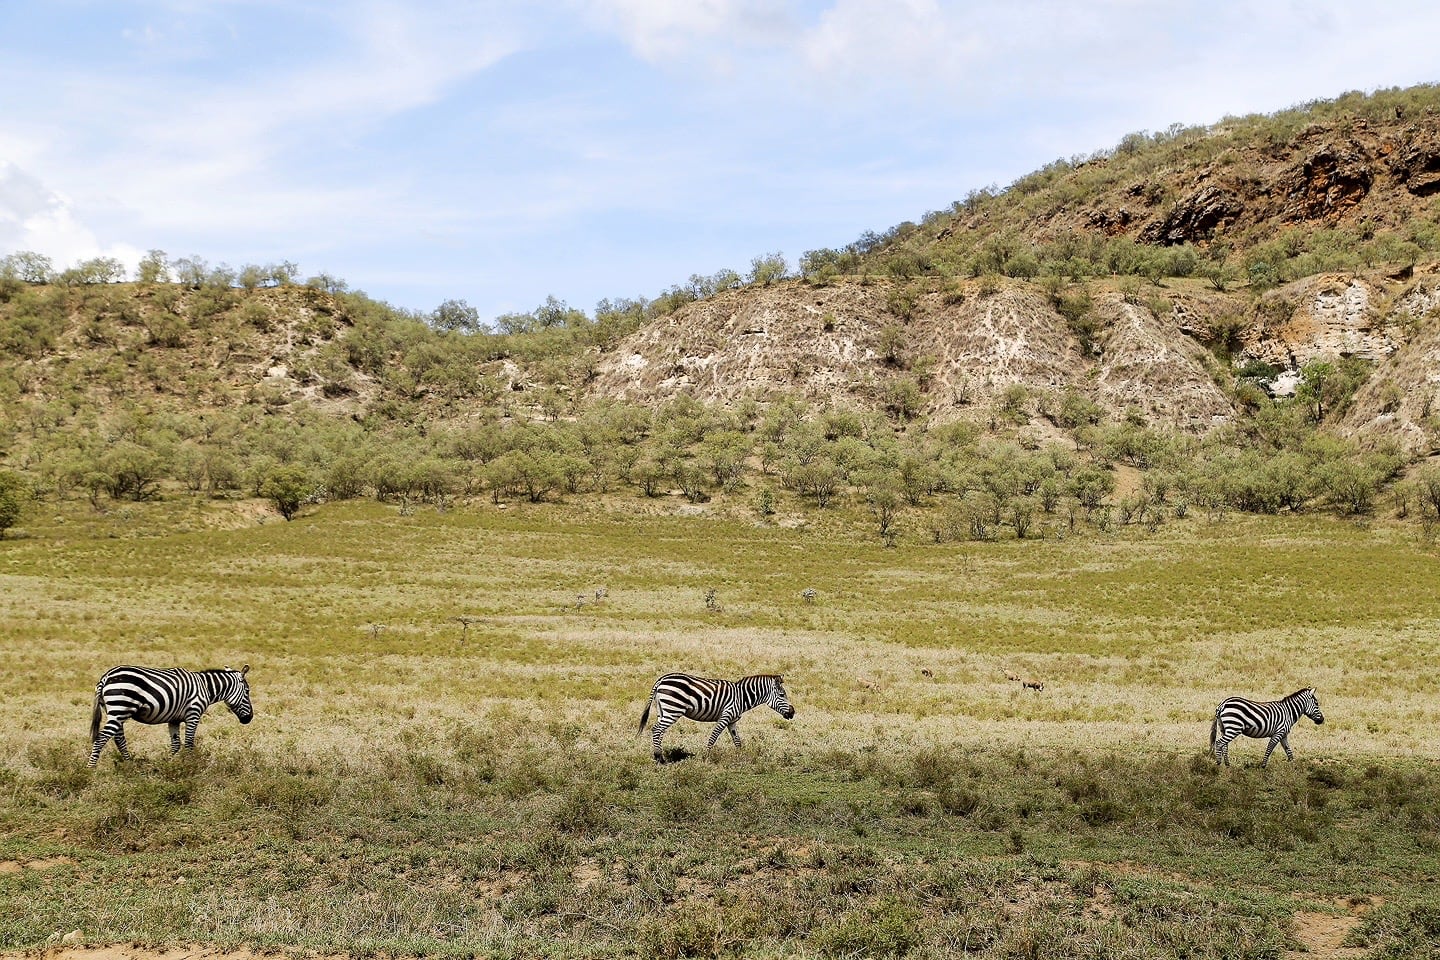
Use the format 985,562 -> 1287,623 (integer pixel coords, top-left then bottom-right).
1242,275 -> 1406,372
592,277 -> 1237,429
591,268 -> 1440,453
1091,298 -> 1234,429
1336,267 -> 1440,451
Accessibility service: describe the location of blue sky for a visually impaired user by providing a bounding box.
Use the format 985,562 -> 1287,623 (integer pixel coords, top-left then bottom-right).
3,1 -> 1439,322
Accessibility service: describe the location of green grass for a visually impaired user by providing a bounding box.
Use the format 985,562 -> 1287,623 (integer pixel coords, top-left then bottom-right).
2,498 -> 1439,957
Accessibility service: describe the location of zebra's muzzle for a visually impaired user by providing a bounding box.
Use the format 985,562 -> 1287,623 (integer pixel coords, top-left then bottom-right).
782,707 -> 796,720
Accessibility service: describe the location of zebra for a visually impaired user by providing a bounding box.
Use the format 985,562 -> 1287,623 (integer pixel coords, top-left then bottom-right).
1210,687 -> 1324,767
639,673 -> 795,764
88,664 -> 253,767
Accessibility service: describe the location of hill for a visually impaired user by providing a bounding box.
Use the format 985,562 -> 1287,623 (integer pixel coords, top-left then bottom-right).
596,85 -> 1440,451
3,86 -> 1440,536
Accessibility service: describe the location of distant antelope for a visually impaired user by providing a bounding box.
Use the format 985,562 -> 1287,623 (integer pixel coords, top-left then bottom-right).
1211,688 -> 1324,767
1008,673 -> 1044,691
639,673 -> 795,763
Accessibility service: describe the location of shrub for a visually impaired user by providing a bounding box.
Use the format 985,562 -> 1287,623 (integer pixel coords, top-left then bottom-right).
0,469 -> 26,537
260,465 -> 317,520
812,899 -> 922,958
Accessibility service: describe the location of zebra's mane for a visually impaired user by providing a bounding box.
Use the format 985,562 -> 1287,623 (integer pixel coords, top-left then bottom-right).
745,673 -> 783,682
1287,687 -> 1315,699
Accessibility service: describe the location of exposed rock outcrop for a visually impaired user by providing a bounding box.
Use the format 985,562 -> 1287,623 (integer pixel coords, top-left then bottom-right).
1274,142 -> 1374,222
1240,275 -> 1403,370
1138,185 -> 1243,246
1385,132 -> 1440,196
594,278 -> 1240,430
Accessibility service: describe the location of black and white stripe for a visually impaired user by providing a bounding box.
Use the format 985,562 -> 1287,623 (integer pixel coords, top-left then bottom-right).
639,673 -> 795,763
1210,687 -> 1323,767
89,665 -> 254,767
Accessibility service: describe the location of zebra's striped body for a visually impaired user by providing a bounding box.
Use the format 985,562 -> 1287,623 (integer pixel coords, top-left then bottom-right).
639,673 -> 795,763
88,665 -> 253,767
1210,687 -> 1323,767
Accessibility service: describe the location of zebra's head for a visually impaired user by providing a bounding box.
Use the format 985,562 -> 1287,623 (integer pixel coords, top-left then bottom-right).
1299,687 -> 1323,725
767,675 -> 796,720
226,664 -> 254,724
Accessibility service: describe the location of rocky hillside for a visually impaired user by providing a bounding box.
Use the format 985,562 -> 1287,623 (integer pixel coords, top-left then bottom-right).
592,265 -> 1440,452
891,87 -> 1440,266
592,277 -> 1238,431
589,87 -> 1440,454
4,87 -> 1440,466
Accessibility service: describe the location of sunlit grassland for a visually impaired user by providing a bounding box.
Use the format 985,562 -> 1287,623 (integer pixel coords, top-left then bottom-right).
2,499 -> 1438,957
5,500 -> 1436,758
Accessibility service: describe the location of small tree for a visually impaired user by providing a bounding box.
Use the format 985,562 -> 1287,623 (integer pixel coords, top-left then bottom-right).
1070,467 -> 1116,517
261,466 -> 315,521
0,251 -> 54,284
1011,496 -> 1036,539
170,255 -> 209,289
864,480 -> 901,540
100,442 -> 165,501
748,252 -> 789,286
136,249 -> 170,284
432,298 -> 482,333
0,470 -> 26,538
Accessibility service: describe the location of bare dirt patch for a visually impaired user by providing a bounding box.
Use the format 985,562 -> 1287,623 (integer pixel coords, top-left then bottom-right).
3,950 -> 304,960
0,857 -> 74,873
1286,911 -> 1364,959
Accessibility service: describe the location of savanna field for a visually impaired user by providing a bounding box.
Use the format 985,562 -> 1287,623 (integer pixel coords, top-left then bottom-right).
2,496 -> 1439,959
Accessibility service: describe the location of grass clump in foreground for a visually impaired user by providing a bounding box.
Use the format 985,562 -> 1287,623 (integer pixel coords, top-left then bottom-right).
2,726 -> 1438,958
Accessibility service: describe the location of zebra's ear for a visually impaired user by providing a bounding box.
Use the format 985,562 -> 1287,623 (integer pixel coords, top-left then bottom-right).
241,664 -> 250,677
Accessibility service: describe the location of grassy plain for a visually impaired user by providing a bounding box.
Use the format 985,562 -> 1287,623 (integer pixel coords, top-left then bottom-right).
1,497 -> 1438,958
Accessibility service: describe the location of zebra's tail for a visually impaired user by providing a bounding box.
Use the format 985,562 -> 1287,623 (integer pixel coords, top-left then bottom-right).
1209,705 -> 1220,748
638,695 -> 653,737
90,688 -> 104,744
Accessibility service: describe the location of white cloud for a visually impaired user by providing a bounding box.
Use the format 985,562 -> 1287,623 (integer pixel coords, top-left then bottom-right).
801,0 -> 975,93
6,0 -> 1440,313
0,162 -> 143,271
579,0 -> 799,61
0,1 -> 532,268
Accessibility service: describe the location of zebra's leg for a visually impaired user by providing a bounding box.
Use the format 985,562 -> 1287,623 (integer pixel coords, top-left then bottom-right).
183,714 -> 202,751
113,726 -> 132,761
1262,735 -> 1282,767
88,716 -> 127,767
727,722 -> 743,749
651,715 -> 679,763
168,721 -> 182,755
1279,733 -> 1294,761
1214,733 -> 1233,767
706,720 -> 729,750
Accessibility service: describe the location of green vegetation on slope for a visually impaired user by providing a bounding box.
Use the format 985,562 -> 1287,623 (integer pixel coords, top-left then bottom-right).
1,271 -> 1437,547
808,85 -> 1440,289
